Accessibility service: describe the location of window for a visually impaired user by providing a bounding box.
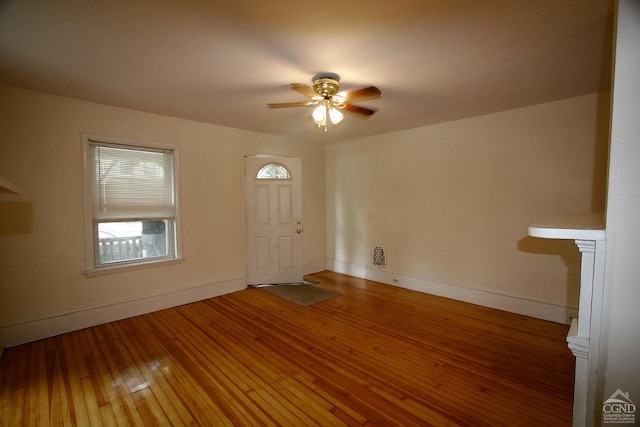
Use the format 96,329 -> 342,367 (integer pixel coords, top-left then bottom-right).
256,163 -> 290,180
82,135 -> 181,275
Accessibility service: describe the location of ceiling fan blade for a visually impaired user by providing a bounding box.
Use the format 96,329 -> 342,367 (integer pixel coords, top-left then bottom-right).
339,86 -> 381,103
341,104 -> 377,118
267,101 -> 314,108
290,83 -> 319,99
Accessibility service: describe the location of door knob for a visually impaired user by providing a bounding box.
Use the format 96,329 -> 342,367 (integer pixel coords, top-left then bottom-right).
296,228 -> 303,234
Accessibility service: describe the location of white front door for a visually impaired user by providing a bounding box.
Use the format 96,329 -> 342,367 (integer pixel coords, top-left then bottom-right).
244,156 -> 303,285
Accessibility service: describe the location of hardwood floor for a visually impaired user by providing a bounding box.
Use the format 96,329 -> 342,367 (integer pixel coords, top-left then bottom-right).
0,271 -> 575,426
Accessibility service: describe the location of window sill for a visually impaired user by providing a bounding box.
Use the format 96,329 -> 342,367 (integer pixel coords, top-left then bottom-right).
84,257 -> 184,277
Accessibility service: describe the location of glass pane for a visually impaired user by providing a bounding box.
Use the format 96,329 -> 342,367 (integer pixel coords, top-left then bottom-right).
141,220 -> 169,258
256,163 -> 290,180
97,220 -> 170,264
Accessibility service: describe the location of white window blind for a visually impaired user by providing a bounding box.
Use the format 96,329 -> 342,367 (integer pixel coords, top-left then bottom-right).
89,143 -> 175,221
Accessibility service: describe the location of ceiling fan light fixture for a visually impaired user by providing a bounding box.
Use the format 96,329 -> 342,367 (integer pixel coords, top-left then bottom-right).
312,102 -> 344,131
312,105 -> 326,122
329,107 -> 343,124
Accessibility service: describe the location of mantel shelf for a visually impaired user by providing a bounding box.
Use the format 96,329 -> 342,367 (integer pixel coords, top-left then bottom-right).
528,213 -> 605,241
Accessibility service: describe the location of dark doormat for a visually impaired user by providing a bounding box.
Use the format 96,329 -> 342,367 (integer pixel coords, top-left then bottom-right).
260,284 -> 340,306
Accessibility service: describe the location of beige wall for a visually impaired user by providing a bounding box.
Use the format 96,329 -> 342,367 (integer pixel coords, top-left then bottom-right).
0,85 -> 326,343
326,93 -> 609,314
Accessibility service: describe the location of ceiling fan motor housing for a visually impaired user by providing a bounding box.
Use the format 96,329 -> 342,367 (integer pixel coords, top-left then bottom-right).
313,77 -> 340,98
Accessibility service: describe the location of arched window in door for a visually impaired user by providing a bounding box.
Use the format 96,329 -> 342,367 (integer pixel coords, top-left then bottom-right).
256,163 -> 291,180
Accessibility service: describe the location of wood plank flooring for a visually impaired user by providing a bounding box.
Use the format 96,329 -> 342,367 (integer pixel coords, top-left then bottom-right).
0,271 -> 575,426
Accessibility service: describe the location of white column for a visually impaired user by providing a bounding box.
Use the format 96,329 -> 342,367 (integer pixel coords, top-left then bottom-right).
567,239 -> 606,427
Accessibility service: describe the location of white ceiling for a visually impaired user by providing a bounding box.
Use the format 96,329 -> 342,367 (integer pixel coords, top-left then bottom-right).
0,0 -> 613,143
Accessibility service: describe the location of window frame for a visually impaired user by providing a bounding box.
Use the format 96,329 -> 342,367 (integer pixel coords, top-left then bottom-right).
81,134 -> 183,276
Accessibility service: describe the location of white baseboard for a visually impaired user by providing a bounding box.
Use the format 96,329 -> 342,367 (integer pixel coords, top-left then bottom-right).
326,258 -> 367,279
326,259 -> 576,324
1,276 -> 246,348
304,258 -> 329,275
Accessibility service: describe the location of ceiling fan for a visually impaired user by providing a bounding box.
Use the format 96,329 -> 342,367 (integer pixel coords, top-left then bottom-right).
267,72 -> 381,131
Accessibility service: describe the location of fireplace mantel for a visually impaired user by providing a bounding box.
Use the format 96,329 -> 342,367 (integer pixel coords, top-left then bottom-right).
529,213 -> 605,427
